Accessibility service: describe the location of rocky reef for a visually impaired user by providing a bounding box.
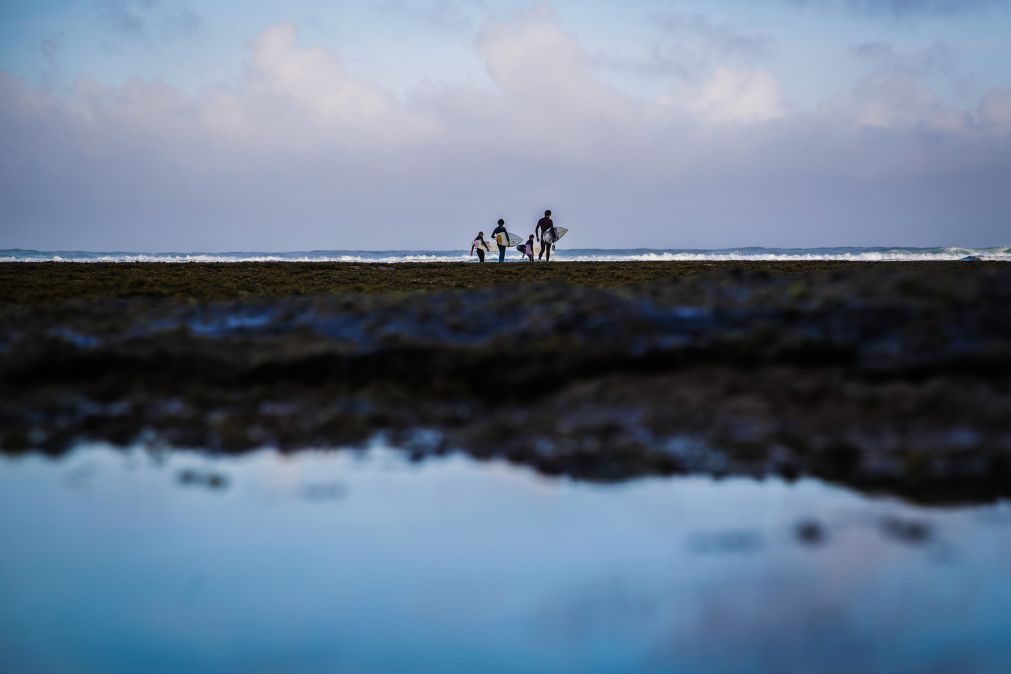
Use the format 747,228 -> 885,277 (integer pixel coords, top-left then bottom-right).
2,261 -> 1009,503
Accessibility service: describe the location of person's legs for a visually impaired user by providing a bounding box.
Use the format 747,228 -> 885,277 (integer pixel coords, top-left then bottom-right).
537,239 -> 544,260
498,244 -> 506,262
544,244 -> 551,261
477,248 -> 485,262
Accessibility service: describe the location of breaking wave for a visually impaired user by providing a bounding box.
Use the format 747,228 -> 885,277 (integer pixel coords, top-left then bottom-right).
3,246 -> 1009,263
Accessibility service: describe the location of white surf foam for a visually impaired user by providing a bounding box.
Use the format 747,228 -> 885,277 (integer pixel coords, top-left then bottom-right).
2,247 -> 1009,263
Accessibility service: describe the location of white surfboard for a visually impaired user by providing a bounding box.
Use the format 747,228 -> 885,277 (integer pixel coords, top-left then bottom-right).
521,227 -> 568,257
473,233 -> 521,257
541,226 -> 568,245
494,232 -> 523,247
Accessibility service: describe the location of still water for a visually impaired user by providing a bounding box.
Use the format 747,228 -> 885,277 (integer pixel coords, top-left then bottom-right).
1,445 -> 1009,674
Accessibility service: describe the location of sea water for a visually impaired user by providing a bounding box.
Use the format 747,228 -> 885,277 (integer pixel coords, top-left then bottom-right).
3,246 -> 1010,263
1,445 -> 1009,674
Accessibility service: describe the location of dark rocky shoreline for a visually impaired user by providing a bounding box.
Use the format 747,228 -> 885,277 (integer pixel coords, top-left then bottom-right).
2,261 -> 1009,503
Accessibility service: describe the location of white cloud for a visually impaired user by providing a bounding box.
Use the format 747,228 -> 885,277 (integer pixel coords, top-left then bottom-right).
979,89 -> 1011,131
475,4 -> 633,154
660,67 -> 786,125
825,71 -> 969,130
247,23 -> 403,141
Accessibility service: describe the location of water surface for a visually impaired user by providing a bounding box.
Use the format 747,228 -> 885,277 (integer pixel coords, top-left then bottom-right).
1,446 -> 1009,674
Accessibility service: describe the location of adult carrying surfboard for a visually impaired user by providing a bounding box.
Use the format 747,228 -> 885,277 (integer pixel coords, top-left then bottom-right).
517,228 -> 567,259
535,210 -> 559,261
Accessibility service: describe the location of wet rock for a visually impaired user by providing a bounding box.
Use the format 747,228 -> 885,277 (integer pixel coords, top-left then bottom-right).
880,516 -> 932,544
2,261 -> 1010,503
177,468 -> 229,490
795,520 -> 827,546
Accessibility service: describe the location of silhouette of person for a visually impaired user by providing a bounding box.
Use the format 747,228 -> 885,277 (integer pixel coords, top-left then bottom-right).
535,210 -> 557,261
523,235 -> 535,262
470,231 -> 489,262
491,219 -> 510,263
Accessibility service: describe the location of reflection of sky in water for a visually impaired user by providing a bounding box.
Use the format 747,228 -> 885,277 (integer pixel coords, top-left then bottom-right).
1,447 -> 1010,674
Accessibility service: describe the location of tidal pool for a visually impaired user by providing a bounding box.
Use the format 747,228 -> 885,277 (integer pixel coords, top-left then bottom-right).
1,445 -> 1009,674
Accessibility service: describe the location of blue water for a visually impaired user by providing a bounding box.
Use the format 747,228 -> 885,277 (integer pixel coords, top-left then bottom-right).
3,246 -> 1010,263
1,446 -> 1010,674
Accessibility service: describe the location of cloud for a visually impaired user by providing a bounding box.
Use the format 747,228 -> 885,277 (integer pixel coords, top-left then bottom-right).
599,11 -> 771,84
477,7 -> 612,107
246,23 -> 403,140
647,11 -> 773,60
1,12 -> 1009,251
660,67 -> 787,125
595,43 -> 704,81
94,0 -> 202,42
40,36 -> 63,64
375,0 -> 486,31
979,89 -> 1011,130
851,41 -> 955,75
825,70 -> 969,131
784,0 -> 1002,18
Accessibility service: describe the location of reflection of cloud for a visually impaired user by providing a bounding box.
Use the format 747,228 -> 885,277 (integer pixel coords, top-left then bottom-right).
536,578 -> 661,643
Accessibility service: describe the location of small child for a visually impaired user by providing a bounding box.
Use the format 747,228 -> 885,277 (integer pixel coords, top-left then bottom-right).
470,231 -> 488,262
523,235 -> 535,262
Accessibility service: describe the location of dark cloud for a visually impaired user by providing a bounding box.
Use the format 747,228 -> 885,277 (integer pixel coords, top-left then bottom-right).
374,0 -> 485,31
602,11 -> 771,82
785,0 -> 1003,18
851,41 -> 955,74
96,0 -> 148,38
94,0 -> 202,42
40,36 -> 62,65
595,44 -> 703,81
647,11 -> 773,59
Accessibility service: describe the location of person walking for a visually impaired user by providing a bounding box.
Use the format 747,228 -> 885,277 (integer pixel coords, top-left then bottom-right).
491,219 -> 510,263
522,235 -> 535,262
470,231 -> 489,262
535,210 -> 557,261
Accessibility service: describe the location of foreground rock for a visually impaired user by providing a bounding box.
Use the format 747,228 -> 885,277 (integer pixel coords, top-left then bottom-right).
2,262 -> 1009,503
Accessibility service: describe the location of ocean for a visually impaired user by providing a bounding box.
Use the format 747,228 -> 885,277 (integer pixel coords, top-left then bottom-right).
2,246 -> 1009,263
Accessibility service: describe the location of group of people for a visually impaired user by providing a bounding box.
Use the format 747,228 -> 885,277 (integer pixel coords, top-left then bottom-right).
470,210 -> 558,263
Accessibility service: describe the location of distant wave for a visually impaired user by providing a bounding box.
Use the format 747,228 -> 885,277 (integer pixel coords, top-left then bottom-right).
2,247 -> 1009,263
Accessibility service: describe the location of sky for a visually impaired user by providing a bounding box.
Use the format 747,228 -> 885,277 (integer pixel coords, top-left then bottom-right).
1,0 -> 1010,251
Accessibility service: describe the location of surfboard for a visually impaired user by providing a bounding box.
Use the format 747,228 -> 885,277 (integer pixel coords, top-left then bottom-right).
494,232 -> 523,247
473,232 -> 521,252
521,227 -> 568,257
540,226 -> 568,245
